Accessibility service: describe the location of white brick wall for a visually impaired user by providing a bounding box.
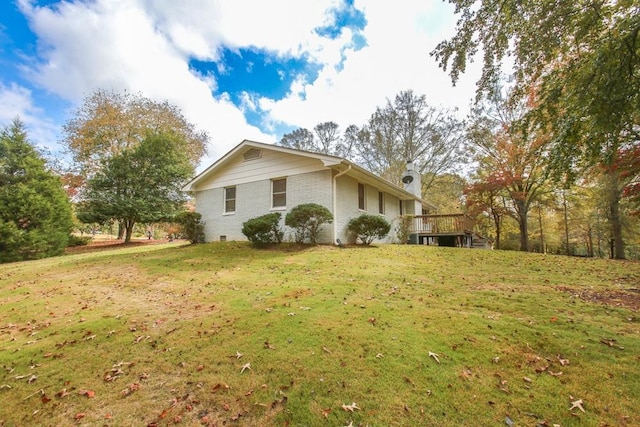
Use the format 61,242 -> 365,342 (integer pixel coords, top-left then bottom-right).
196,170 -> 334,243
334,175 -> 402,244
196,168 -> 404,244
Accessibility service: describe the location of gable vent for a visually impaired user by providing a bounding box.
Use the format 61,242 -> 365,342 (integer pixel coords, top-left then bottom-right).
243,148 -> 262,161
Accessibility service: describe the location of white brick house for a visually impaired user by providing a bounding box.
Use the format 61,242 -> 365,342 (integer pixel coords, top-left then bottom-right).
182,140 -> 433,244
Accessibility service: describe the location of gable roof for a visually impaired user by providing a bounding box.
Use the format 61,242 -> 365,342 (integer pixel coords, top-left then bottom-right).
183,139 -> 434,207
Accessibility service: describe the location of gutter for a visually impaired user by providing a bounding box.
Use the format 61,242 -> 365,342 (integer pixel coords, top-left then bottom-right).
332,165 -> 351,245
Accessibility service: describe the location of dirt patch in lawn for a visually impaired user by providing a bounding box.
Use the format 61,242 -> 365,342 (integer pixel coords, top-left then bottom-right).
557,286 -> 640,311
65,238 -> 182,254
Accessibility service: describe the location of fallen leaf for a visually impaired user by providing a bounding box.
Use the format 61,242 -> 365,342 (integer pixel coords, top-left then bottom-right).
74,413 -> 85,420
322,408 -> 331,419
55,388 -> 70,398
79,389 -> 95,398
211,383 -> 230,393
341,402 -> 360,412
428,351 -> 440,364
322,346 -> 332,354
236,351 -> 244,359
557,355 -> 569,366
569,398 -> 585,413
120,383 -> 139,397
240,363 -> 251,373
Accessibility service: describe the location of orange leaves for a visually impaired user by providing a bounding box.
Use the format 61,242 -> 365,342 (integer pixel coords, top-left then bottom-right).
79,389 -> 96,398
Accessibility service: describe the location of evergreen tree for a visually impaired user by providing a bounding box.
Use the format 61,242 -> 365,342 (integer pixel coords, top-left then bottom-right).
0,119 -> 73,262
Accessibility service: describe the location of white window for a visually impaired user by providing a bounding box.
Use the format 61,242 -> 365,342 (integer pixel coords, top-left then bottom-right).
224,186 -> 236,213
272,178 -> 286,208
378,191 -> 385,214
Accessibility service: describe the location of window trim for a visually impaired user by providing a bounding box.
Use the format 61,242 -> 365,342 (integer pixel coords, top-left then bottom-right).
271,177 -> 287,209
224,186 -> 236,214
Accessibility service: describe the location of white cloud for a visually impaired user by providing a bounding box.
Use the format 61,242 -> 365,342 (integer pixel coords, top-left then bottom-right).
0,82 -> 59,152
261,1 -> 481,131
13,0 -> 481,168
18,0 -> 276,165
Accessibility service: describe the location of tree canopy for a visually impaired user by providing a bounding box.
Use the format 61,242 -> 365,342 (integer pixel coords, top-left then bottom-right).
432,0 -> 639,172
76,133 -> 193,242
63,89 -> 209,173
0,119 -> 73,262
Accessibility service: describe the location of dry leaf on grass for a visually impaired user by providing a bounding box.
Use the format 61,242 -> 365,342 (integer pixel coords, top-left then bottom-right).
120,383 -> 139,397
240,363 -> 251,373
341,402 -> 360,412
569,398 -> 585,413
78,389 -> 95,398
428,351 -> 440,364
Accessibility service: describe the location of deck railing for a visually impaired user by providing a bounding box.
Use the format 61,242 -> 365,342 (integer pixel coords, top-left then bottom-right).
408,213 -> 474,235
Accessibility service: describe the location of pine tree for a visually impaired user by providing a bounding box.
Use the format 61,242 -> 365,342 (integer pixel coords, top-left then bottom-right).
0,119 -> 73,262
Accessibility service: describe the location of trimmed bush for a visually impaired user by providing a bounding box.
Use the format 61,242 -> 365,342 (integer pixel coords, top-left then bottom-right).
347,214 -> 391,245
67,234 -> 92,247
285,203 -> 333,244
242,212 -> 283,246
175,211 -> 205,243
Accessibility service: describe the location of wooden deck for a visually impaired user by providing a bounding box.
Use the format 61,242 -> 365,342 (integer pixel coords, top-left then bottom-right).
407,214 -> 486,247
408,213 -> 474,236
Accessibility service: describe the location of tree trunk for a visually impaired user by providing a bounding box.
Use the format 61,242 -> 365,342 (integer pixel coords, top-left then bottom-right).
117,221 -> 125,240
124,220 -> 135,243
605,173 -> 626,260
610,196 -> 625,259
563,190 -> 570,256
515,200 -> 529,252
537,204 -> 545,253
492,210 -> 501,250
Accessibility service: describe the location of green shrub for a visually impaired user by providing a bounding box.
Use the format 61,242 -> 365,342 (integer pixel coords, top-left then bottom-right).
347,214 -> 391,245
67,234 -> 92,247
242,212 -> 283,246
395,215 -> 413,244
284,203 -> 333,244
175,211 -> 205,243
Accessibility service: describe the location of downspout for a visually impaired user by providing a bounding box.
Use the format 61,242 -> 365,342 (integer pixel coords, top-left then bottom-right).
332,165 -> 352,245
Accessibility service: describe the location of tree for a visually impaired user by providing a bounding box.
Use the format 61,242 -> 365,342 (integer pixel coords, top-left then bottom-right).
63,90 -> 209,238
76,133 -> 192,243
0,119 -> 73,262
64,90 -> 208,171
467,87 -> 552,251
425,173 -> 467,213
432,0 -> 639,186
278,122 -> 357,158
465,176 -> 509,250
354,90 -> 465,189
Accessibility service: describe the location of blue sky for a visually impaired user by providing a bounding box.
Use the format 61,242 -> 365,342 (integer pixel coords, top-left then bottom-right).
0,0 -> 480,168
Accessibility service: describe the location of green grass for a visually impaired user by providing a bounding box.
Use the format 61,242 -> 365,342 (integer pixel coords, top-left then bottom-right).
0,242 -> 638,426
